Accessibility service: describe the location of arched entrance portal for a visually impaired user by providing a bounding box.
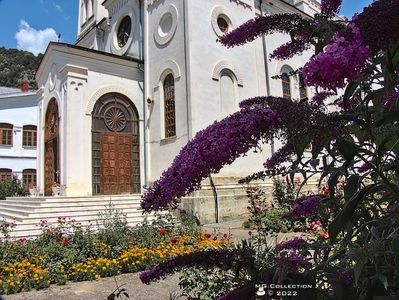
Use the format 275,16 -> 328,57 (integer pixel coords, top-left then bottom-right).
92,93 -> 140,195
44,99 -> 60,196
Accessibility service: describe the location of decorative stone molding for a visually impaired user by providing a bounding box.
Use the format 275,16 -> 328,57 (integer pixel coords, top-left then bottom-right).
60,64 -> 88,82
211,6 -> 235,37
110,10 -> 136,55
154,4 -> 178,45
48,63 -> 57,92
103,0 -> 130,18
212,60 -> 243,86
155,59 -> 181,89
85,86 -> 136,115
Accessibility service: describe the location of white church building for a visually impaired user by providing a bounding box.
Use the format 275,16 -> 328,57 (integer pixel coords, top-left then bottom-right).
0,0 -> 321,233
35,0 -> 318,198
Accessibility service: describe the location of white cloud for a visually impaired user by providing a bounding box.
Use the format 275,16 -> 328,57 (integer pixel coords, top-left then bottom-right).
14,20 -> 58,55
54,4 -> 63,13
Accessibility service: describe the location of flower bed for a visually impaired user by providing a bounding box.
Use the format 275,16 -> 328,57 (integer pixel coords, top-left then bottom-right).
0,209 -> 230,295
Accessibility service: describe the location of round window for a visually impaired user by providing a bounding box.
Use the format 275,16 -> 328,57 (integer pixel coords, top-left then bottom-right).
217,16 -> 229,33
158,13 -> 173,37
117,16 -> 132,48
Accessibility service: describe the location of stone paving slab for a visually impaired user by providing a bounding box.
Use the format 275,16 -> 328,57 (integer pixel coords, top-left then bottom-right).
4,273 -> 186,300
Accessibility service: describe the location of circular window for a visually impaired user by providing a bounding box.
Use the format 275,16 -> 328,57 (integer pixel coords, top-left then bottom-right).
211,7 -> 234,37
117,16 -> 132,48
217,17 -> 229,33
154,5 -> 178,45
159,13 -> 173,37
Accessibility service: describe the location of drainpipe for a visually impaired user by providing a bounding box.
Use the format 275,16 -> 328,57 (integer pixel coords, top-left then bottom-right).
262,28 -> 274,154
139,0 -> 147,188
182,0 -> 192,141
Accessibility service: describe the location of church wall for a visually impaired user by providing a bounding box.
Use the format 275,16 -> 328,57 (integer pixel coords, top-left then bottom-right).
182,0 -> 270,179
145,0 -> 189,181
36,45 -> 144,196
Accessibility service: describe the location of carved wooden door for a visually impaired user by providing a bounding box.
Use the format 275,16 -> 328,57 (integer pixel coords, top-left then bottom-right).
44,99 -> 59,196
44,140 -> 55,196
92,93 -> 139,195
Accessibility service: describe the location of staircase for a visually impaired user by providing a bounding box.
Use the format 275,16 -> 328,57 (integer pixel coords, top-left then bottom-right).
0,195 -> 152,239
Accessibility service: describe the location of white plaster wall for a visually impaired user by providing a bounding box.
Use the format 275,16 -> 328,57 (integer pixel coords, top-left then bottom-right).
36,45 -> 144,196
0,93 -> 37,178
146,0 -> 189,181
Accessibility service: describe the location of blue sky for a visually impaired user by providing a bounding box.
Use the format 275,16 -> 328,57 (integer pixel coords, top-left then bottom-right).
0,0 -> 372,55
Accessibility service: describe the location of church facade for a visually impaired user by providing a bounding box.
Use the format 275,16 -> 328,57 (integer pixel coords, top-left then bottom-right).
35,0 -> 319,202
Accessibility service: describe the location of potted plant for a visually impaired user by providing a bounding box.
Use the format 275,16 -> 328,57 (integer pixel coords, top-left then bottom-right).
51,182 -> 60,196
29,186 -> 37,197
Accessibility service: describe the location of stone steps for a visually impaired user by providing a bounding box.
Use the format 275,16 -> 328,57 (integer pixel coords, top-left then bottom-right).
0,194 -> 154,238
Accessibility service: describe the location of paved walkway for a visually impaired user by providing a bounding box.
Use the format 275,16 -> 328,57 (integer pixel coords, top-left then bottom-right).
5,273 -> 184,300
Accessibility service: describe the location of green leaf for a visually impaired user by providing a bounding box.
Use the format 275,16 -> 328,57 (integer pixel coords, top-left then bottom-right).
344,176 -> 361,202
328,170 -> 341,199
343,81 -> 359,102
354,260 -> 365,283
336,138 -> 358,162
328,184 -> 383,242
392,237 -> 399,253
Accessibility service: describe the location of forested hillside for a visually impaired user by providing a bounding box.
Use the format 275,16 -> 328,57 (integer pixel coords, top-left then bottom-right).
0,47 -> 42,90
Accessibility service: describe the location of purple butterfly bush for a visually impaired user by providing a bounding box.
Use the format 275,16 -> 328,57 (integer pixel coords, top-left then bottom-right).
355,0 -> 399,53
275,251 -> 312,273
276,237 -> 307,251
139,248 -> 250,284
141,97 -> 338,212
288,195 -> 322,220
264,143 -> 294,170
303,23 -> 369,90
320,0 -> 342,17
141,101 -> 278,212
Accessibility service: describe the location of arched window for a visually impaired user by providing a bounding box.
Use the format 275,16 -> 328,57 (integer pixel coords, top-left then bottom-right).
0,168 -> 12,181
163,74 -> 176,138
281,72 -> 291,99
299,72 -> 308,100
23,169 -> 36,191
23,125 -> 37,147
0,123 -> 13,146
220,70 -> 236,117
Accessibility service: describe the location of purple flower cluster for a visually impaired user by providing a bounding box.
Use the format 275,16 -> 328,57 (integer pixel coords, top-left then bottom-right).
288,195 -> 322,220
358,162 -> 371,173
275,251 -> 312,273
219,13 -> 312,49
334,269 -> 353,285
377,91 -> 399,111
276,237 -> 306,251
270,38 -> 310,60
141,102 -> 278,212
303,23 -> 369,90
355,0 -> 399,53
264,143 -> 294,170
320,0 -> 342,17
139,249 -> 248,284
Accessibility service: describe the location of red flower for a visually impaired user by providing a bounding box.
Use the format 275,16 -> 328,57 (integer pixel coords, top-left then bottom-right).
157,228 -> 166,235
170,237 -> 178,244
204,233 -> 212,239
58,239 -> 70,246
322,186 -> 330,197
18,238 -> 27,244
